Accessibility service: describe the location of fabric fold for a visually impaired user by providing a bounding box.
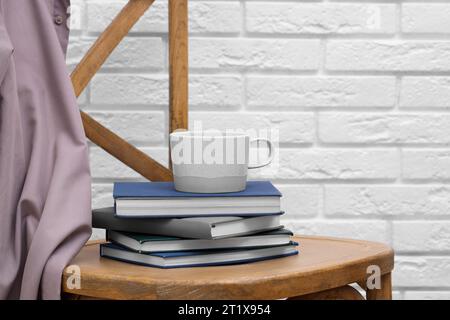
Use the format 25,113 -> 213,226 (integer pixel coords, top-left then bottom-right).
0,0 -> 91,299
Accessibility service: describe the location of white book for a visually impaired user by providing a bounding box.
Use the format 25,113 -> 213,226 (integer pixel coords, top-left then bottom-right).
115,196 -> 280,217
113,181 -> 282,218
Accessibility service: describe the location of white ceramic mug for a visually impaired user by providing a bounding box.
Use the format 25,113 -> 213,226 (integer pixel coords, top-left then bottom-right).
170,131 -> 273,193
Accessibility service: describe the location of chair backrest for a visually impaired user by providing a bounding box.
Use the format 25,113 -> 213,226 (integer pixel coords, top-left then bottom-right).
70,0 -> 189,181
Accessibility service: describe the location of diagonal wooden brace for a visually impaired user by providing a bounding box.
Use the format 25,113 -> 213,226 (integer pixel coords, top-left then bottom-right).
71,0 -> 176,182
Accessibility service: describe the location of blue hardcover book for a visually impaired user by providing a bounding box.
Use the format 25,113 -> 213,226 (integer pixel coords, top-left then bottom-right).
113,181 -> 283,218
100,242 -> 299,269
113,181 -> 281,198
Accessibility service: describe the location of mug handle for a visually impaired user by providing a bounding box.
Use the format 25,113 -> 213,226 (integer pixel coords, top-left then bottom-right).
248,138 -> 274,169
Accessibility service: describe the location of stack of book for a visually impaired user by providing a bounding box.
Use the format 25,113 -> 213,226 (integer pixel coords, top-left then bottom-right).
93,181 -> 298,268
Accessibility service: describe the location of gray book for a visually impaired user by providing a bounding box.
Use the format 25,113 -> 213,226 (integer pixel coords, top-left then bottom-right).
92,207 -> 283,239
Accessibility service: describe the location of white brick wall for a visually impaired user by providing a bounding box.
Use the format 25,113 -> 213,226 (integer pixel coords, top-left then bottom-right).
68,0 -> 450,299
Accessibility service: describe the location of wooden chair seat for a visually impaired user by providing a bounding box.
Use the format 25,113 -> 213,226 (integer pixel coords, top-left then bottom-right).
62,235 -> 394,300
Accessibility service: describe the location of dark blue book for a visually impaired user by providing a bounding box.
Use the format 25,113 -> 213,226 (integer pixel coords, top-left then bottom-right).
113,181 -> 282,218
100,242 -> 298,268
114,181 -> 281,198
106,228 -> 294,253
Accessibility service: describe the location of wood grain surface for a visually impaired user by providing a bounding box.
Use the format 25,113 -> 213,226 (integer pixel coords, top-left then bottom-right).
169,0 -> 189,134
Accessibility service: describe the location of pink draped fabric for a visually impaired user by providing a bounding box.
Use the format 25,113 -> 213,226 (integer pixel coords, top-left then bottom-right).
0,0 -> 91,299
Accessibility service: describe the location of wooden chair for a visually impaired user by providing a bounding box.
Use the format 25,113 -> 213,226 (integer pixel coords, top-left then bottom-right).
64,0 -> 394,300
63,236 -> 394,300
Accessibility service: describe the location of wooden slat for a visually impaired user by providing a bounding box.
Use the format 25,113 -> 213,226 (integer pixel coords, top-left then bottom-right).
81,112 -> 173,181
169,0 -> 189,133
72,0 -> 155,96
70,0 -> 172,181
168,0 -> 189,166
